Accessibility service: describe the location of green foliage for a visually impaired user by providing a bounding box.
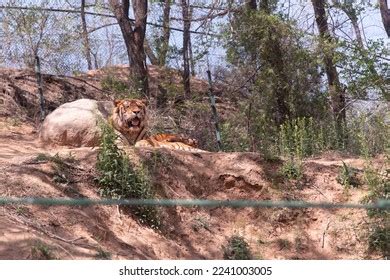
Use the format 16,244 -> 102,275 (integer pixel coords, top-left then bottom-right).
1,0 -> 83,74
362,168 -> 389,219
276,238 -> 292,251
225,11 -> 325,125
220,121 -> 250,152
223,235 -> 252,260
191,216 -> 211,232
32,153 -> 77,185
94,248 -> 111,260
219,100 -> 279,156
338,40 -> 390,101
361,154 -> 389,258
222,7 -> 388,159
30,241 -> 55,260
279,117 -> 317,158
336,161 -> 361,188
369,225 -> 390,258
350,114 -> 390,157
101,75 -> 142,99
96,122 -> 160,229
281,159 -> 303,180
278,115 -> 389,158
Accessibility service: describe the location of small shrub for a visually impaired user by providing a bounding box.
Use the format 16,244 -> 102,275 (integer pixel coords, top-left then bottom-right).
32,152 -> 76,165
361,166 -> 389,219
278,114 -> 389,158
279,117 -> 316,158
336,161 -> 361,188
276,238 -> 292,250
368,226 -> 390,258
101,75 -> 141,99
223,235 -> 252,260
281,159 -> 303,180
94,248 -> 111,260
7,117 -> 22,127
30,241 -> 54,260
220,121 -> 250,152
96,122 -> 160,229
361,155 -> 389,258
191,216 -> 211,232
32,153 -> 77,185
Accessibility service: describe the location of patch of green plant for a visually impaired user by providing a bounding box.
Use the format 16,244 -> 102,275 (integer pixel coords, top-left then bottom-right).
350,114 -> 389,157
361,155 -> 389,258
336,161 -> 361,188
276,238 -> 292,251
362,179 -> 389,219
281,159 -> 303,180
15,205 -> 29,215
7,117 -> 22,127
361,160 -> 389,219
101,75 -> 128,93
223,235 -> 252,260
142,149 -> 174,172
94,247 -> 111,260
30,240 -> 55,260
32,152 -> 76,165
368,225 -> 390,258
32,153 -> 77,185
220,122 -> 250,152
96,122 -> 160,229
33,153 -> 51,162
191,216 -> 211,232
101,75 -> 141,99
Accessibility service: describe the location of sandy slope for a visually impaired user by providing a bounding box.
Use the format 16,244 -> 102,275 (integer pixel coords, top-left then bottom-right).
0,119 -> 383,260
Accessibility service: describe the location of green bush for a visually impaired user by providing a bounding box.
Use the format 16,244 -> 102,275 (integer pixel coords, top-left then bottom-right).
223,235 -> 252,260
336,161 -> 361,188
30,241 -> 55,260
369,226 -> 390,258
278,115 -> 389,158
96,122 -> 160,229
220,121 -> 250,152
281,159 -> 303,180
101,75 -> 142,99
361,155 -> 389,258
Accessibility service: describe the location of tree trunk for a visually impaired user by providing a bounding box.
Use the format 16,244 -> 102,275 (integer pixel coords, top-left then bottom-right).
189,6 -> 196,76
144,40 -> 159,65
311,0 -> 346,128
332,1 -> 364,47
158,0 -> 171,66
259,0 -> 270,13
379,0 -> 390,37
109,0 -> 149,97
351,16 -> 364,48
181,0 -> 191,97
258,1 -> 290,124
246,0 -> 257,10
81,0 -> 93,70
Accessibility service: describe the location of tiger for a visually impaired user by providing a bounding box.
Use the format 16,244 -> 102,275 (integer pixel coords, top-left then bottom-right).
109,98 -> 205,152
109,99 -> 148,145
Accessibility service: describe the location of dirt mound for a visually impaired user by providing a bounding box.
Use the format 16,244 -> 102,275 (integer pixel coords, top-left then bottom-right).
0,67 -> 110,122
0,67 -> 385,260
0,121 -> 383,259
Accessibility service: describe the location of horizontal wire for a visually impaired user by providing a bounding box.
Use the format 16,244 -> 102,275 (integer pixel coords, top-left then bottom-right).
0,197 -> 389,210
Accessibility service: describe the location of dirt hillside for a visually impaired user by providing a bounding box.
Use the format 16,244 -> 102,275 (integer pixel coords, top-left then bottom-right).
0,66 -> 386,260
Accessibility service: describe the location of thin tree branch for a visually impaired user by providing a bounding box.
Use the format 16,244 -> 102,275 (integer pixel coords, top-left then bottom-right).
0,5 -> 220,37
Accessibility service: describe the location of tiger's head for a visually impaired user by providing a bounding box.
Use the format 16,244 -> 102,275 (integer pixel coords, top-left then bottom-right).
110,99 -> 148,144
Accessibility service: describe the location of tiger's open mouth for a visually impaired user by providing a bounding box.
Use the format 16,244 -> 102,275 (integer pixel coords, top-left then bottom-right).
127,117 -> 140,128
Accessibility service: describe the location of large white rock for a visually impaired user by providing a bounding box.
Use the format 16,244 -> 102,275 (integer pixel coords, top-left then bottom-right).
39,99 -> 114,147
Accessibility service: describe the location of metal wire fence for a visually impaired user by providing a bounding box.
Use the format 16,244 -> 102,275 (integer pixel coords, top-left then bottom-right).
0,197 -> 389,210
